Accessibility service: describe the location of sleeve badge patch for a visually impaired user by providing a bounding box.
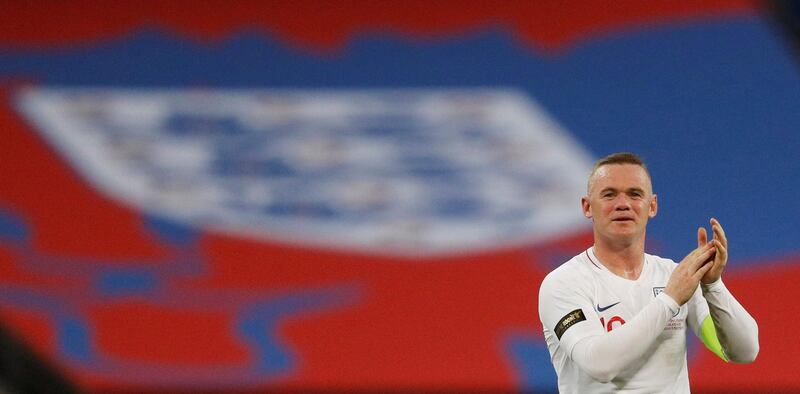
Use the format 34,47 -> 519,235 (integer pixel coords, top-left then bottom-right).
554,308 -> 586,340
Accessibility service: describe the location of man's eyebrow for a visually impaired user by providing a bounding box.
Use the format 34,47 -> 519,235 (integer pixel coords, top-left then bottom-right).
598,187 -> 646,194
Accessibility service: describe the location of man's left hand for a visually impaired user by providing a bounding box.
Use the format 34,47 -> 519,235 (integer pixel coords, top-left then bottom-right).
697,218 -> 728,284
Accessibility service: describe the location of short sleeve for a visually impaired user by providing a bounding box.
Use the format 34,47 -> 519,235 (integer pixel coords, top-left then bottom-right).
539,271 -> 604,358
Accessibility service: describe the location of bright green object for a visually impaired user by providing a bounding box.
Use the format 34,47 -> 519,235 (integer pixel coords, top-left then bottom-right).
699,316 -> 728,362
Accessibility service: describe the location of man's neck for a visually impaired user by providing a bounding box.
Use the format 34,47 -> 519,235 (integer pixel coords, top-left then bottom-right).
593,237 -> 645,280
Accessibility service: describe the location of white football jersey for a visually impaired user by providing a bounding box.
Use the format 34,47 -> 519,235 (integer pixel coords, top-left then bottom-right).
539,247 -> 710,393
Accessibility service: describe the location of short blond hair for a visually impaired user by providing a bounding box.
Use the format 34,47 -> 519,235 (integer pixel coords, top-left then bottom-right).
587,152 -> 651,193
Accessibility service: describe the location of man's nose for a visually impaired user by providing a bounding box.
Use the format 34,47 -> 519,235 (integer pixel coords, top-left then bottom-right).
614,196 -> 632,210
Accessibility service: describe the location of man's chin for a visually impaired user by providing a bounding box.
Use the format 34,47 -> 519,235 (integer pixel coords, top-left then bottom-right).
607,225 -> 643,238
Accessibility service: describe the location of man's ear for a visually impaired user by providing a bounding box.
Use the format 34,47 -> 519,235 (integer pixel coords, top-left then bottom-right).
649,194 -> 658,218
581,196 -> 592,219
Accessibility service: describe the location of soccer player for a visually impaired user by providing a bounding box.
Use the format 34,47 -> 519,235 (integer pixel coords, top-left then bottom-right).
538,152 -> 758,393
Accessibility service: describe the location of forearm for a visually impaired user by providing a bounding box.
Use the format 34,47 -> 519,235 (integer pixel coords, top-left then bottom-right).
702,279 -> 759,363
571,293 -> 678,382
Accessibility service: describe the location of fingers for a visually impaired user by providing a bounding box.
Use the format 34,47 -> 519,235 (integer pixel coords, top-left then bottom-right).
686,242 -> 715,272
697,227 -> 707,248
696,243 -> 716,267
694,258 -> 715,280
710,218 -> 728,248
713,238 -> 728,261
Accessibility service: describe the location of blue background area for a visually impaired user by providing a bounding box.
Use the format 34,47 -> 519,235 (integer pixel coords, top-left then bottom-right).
1,16 -> 798,265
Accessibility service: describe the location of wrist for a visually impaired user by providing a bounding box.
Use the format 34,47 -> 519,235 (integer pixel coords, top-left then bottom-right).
701,278 -> 725,293
656,292 -> 681,314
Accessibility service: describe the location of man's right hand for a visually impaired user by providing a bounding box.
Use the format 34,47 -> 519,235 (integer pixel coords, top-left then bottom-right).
664,242 -> 716,305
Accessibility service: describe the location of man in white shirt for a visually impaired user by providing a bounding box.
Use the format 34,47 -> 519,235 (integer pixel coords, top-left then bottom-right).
538,152 -> 758,393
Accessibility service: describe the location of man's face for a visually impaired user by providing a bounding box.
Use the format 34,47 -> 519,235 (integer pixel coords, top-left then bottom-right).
581,164 -> 657,244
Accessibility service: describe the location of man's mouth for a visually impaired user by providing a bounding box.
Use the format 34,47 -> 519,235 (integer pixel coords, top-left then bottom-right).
612,218 -> 635,222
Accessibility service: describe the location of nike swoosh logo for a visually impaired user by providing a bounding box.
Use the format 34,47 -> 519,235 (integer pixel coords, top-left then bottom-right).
597,302 -> 620,312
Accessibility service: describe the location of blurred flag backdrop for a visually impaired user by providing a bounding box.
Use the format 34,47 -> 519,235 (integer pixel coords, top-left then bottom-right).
1,1 -> 799,393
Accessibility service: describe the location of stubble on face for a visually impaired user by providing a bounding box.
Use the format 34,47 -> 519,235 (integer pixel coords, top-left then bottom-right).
584,164 -> 656,244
